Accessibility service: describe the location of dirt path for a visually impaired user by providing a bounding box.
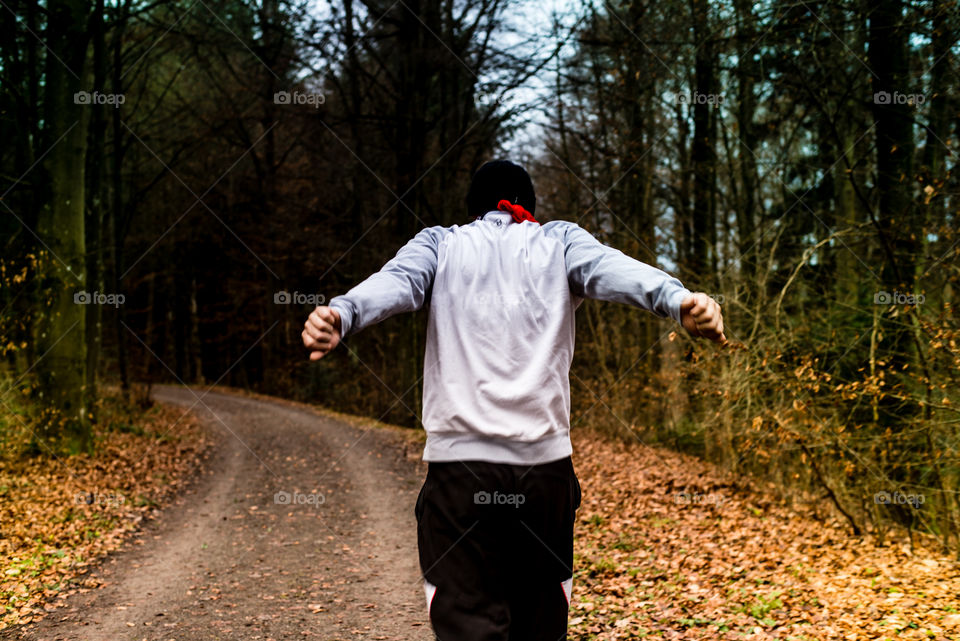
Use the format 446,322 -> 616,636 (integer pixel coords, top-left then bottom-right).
14,386 -> 433,641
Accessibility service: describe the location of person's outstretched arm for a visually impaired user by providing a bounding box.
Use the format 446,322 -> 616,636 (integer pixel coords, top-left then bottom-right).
546,222 -> 726,343
302,226 -> 447,360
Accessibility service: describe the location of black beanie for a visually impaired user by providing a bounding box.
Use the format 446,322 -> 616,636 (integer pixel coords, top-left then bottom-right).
465,160 -> 536,218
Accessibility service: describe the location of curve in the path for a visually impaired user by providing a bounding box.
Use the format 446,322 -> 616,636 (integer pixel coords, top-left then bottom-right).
16,386 -> 433,641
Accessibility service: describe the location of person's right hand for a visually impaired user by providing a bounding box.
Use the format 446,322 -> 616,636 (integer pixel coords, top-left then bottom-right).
303,306 -> 342,361
680,293 -> 727,344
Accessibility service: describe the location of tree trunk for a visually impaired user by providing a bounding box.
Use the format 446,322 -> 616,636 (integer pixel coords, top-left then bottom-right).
36,0 -> 92,451
111,0 -> 132,393
689,0 -> 717,289
921,0 -> 950,268
85,0 -> 106,406
867,0 -> 918,425
734,0 -> 759,296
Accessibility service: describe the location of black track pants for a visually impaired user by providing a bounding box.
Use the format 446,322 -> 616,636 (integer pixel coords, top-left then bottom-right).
415,456 -> 582,641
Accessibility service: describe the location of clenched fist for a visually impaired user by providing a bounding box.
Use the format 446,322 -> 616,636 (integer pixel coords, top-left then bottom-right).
680,293 -> 726,344
303,306 -> 342,361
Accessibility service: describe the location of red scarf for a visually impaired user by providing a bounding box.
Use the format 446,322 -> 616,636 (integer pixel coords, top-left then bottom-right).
497,199 -> 538,224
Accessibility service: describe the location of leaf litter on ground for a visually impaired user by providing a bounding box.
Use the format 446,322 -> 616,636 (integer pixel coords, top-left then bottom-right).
0,394 -> 211,629
568,429 -> 960,640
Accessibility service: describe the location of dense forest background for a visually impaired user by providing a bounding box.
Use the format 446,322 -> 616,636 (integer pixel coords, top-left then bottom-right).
1,0 -> 958,554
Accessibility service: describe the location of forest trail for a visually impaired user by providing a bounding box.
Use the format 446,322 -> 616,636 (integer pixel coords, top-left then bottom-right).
15,386 -> 433,641
9,387 -> 960,640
